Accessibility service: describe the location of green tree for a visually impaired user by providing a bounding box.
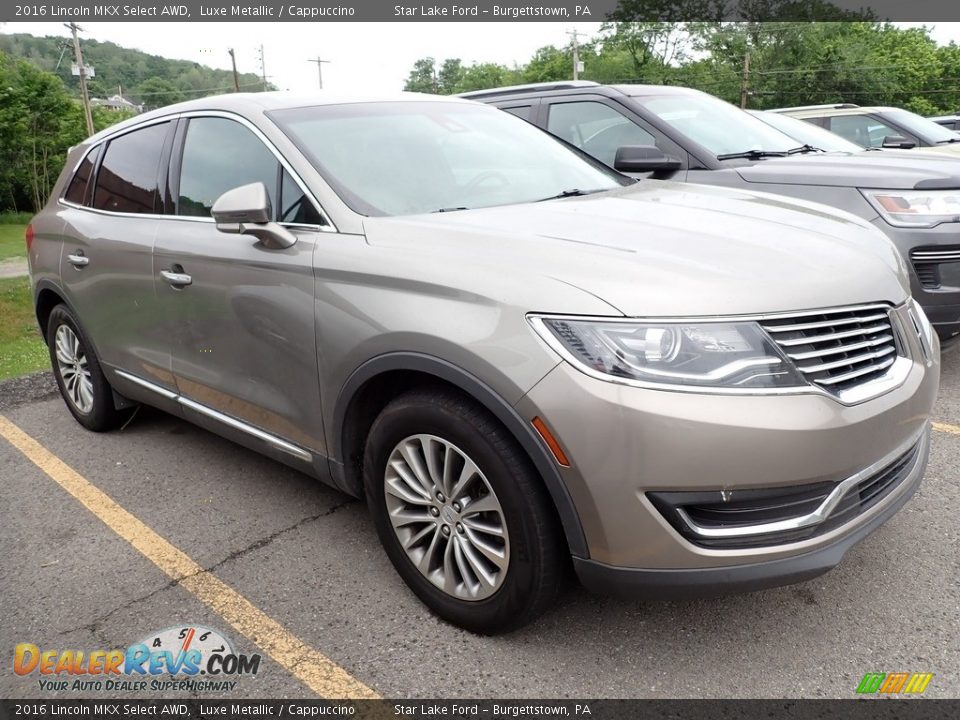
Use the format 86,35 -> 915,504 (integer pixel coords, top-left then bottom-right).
404,57 -> 437,93
0,52 -> 78,212
438,58 -> 465,94
133,77 -> 186,109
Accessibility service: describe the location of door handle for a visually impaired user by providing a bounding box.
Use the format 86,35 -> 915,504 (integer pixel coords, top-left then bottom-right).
67,252 -> 89,268
160,269 -> 192,287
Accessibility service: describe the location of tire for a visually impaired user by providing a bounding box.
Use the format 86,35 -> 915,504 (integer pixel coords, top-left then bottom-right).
364,389 -> 565,634
46,304 -> 131,432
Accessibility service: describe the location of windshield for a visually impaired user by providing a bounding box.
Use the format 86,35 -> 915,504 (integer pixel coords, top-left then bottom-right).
269,101 -> 627,217
883,108 -> 960,144
749,111 -> 864,152
632,92 -> 798,157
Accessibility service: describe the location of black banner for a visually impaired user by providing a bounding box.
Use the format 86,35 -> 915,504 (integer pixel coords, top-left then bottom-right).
7,0 -> 960,23
3,700 -> 960,720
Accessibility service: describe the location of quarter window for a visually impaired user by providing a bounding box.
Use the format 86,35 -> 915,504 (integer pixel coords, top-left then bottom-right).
64,145 -> 101,206
279,169 -> 324,225
92,123 -> 169,214
177,117 -> 279,217
547,101 -> 656,166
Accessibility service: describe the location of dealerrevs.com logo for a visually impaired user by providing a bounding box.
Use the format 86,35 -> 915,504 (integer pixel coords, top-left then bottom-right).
14,625 -> 261,693
855,672 -> 934,695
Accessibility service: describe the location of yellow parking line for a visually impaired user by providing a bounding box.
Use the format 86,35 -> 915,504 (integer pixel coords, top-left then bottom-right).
933,422 -> 960,436
0,415 -> 379,700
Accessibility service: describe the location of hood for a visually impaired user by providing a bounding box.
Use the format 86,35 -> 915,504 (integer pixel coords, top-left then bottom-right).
362,181 -> 908,318
912,143 -> 960,158
735,150 -> 960,189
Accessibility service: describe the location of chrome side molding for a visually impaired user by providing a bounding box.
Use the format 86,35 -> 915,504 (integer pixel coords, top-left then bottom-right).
113,369 -> 312,463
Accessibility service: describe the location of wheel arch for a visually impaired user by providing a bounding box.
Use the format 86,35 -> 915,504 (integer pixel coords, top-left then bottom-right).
34,280 -> 70,343
331,352 -> 588,558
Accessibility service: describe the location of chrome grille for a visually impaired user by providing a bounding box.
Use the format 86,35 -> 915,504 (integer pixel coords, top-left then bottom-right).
759,305 -> 901,394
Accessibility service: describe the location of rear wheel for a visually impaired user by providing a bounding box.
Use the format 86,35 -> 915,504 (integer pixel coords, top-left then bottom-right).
46,304 -> 131,432
364,389 -> 564,634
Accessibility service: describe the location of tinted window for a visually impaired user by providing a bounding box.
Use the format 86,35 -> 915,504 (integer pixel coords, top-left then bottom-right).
178,117 -> 279,217
93,123 -> 169,214
279,169 -> 324,225
64,145 -> 101,205
501,105 -> 532,121
548,101 -> 656,166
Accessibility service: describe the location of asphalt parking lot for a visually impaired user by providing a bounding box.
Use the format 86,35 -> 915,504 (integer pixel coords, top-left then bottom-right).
1,350 -> 958,700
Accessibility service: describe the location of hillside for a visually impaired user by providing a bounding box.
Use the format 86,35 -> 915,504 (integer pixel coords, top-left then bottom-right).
0,33 -> 274,109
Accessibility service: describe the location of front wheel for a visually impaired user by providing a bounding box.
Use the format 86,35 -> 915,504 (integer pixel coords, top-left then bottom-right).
364,389 -> 565,634
46,304 -> 132,432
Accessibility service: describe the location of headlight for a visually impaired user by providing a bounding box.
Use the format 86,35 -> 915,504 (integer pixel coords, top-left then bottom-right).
863,189 -> 960,228
530,316 -> 806,390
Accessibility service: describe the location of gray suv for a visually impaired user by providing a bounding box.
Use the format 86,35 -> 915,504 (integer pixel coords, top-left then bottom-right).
28,92 -> 939,633
467,82 -> 960,346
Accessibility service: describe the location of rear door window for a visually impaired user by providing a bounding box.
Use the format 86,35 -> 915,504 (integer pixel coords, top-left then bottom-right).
92,122 -> 170,214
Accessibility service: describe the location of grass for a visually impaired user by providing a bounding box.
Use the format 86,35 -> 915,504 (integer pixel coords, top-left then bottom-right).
0,276 -> 48,380
0,212 -> 33,225
0,224 -> 27,261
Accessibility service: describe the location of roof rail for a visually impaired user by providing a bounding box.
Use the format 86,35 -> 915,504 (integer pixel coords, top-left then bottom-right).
457,81 -> 600,99
768,103 -> 859,112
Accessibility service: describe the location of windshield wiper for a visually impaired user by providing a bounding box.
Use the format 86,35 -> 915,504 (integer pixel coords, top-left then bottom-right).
431,207 -> 469,213
787,144 -> 824,154
716,149 -> 790,161
535,188 -> 606,202
936,137 -> 960,144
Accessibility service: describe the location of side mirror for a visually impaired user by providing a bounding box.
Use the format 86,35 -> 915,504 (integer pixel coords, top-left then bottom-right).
613,145 -> 682,173
212,182 -> 297,250
881,135 -> 916,150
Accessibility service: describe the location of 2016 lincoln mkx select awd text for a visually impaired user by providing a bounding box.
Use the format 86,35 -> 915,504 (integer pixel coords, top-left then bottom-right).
27,92 -> 940,633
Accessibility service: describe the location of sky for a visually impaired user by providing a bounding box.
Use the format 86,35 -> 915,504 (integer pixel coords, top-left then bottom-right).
0,21 -> 604,94
1,21 -> 958,96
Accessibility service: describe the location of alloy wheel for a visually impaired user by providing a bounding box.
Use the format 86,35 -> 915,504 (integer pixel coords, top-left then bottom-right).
383,434 -> 509,600
54,324 -> 94,414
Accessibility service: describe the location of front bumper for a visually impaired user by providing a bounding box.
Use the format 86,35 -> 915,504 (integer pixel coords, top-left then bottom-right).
873,220 -> 960,346
515,311 -> 939,594
572,427 -> 928,598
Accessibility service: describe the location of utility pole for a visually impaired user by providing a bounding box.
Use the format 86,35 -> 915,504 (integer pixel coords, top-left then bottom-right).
740,52 -> 751,109
65,23 -> 94,136
228,48 -> 240,92
307,56 -> 331,90
566,29 -> 582,81
258,44 -> 268,91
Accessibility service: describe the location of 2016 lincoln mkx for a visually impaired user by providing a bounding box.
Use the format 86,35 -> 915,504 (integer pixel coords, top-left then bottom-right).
27,92 -> 940,633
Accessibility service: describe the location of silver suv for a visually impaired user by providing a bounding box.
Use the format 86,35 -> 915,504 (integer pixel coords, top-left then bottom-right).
28,93 -> 940,633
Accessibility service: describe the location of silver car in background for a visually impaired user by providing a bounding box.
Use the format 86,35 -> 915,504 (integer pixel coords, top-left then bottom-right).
27,93 -> 939,633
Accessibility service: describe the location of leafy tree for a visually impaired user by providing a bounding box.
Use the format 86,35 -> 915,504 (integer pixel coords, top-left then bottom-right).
404,57 -> 437,93
438,59 -> 465,94
133,77 -> 186,108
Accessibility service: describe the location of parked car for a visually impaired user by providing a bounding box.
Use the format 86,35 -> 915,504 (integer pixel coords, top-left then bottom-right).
770,103 -> 960,152
929,113 -> 960,131
466,82 -> 960,346
29,92 -> 939,633
748,109 -> 871,153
